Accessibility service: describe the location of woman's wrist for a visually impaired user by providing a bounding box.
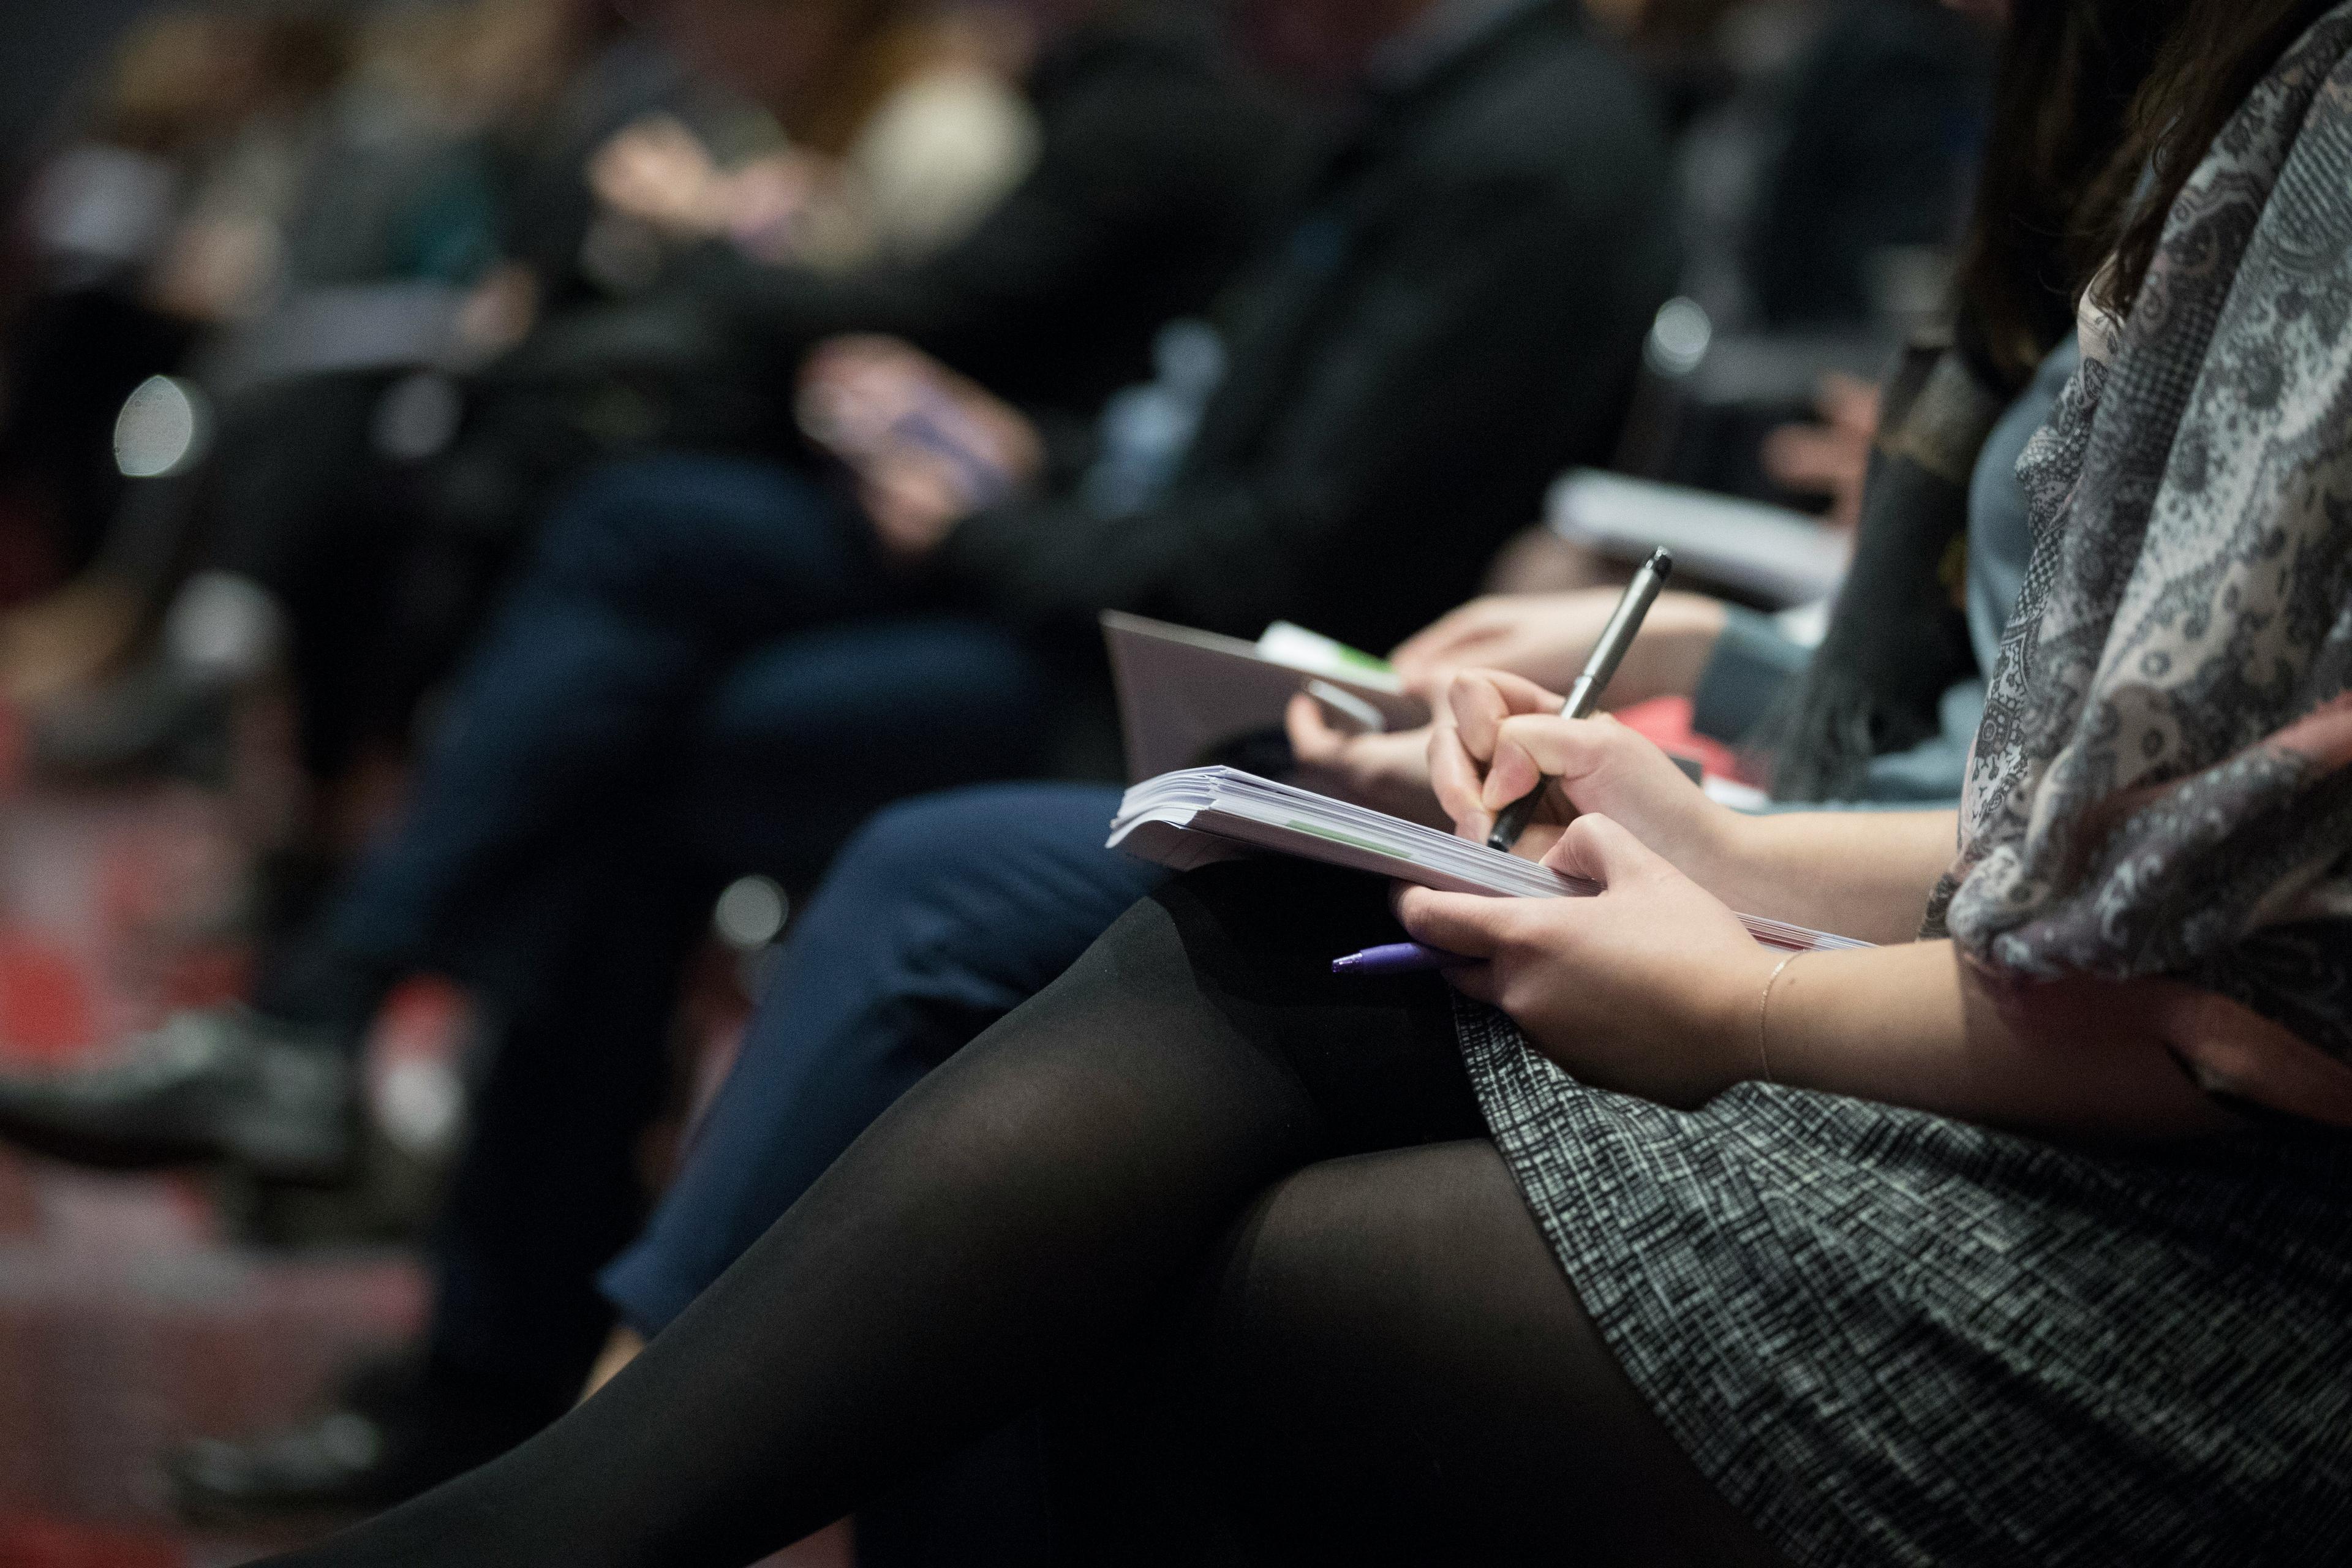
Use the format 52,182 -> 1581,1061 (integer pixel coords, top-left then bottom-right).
1676,792 -> 1763,910
1702,810 -> 1956,946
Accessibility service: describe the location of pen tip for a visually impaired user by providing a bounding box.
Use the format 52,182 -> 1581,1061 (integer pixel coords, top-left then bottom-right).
1645,547 -> 1676,580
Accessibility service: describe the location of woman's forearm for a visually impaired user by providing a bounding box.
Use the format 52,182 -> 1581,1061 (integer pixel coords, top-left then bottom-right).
1700,809 -> 1958,944
1754,942 -> 2241,1140
1597,593 -> 1728,709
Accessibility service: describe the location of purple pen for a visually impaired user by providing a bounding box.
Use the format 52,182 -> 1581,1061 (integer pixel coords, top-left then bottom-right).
1330,942 -> 1474,977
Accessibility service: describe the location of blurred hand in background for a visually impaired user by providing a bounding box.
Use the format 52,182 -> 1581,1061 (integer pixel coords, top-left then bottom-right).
590,113 -> 828,257
798,334 -> 1042,560
1760,370 -> 1880,530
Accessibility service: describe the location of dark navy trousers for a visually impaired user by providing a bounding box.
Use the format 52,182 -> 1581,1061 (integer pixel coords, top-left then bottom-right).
311,454 -> 1055,1410
323,453 -> 1049,976
600,783 -> 1166,1335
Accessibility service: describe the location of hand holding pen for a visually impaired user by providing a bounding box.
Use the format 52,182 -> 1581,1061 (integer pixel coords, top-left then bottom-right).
1336,548 -> 1677,976
1484,548 -> 1673,851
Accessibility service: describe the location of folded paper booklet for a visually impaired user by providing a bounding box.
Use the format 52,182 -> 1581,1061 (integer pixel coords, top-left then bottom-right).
1109,767 -> 1870,954
1102,612 -> 1429,782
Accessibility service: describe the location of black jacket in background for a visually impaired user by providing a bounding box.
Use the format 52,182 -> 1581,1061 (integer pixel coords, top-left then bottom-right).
1743,0 -> 1994,329
937,1 -> 1681,658
432,5 -> 1294,562
684,2 -> 1302,422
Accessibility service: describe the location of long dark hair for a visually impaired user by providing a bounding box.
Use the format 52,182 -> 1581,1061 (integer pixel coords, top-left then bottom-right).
2090,0 -> 2340,312
1951,0 -> 2181,388
1955,0 -> 2339,389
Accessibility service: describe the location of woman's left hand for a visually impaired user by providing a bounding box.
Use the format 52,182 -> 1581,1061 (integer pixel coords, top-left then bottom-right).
1283,695 -> 1449,827
1394,814 -> 1778,1108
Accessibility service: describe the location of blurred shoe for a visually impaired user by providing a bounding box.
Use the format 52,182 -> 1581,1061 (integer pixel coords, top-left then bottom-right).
170,1359 -> 551,1525
0,1007 -> 355,1182
27,662 -> 234,785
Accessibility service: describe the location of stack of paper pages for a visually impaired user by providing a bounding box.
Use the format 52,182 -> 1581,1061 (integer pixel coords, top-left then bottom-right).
1110,767 -> 1869,954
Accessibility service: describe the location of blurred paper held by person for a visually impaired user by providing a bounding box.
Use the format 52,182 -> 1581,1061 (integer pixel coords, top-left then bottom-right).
1480,363 -> 1882,597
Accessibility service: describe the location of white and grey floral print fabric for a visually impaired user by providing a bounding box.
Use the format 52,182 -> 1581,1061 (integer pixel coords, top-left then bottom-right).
1927,3 -> 2352,1125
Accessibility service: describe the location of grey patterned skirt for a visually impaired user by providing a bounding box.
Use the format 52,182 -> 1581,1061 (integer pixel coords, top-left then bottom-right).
1452,1002 -> 2352,1567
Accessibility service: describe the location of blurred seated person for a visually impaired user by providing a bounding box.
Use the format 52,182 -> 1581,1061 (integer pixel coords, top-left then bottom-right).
508,0 -> 1302,466
1605,0 -> 1994,514
21,0 -> 1680,1519
1464,0 -> 1994,597
0,7 -> 344,624
2,0 -> 603,725
1736,0 -> 1995,333
344,0 -> 1295,763
1581,0 -> 1995,335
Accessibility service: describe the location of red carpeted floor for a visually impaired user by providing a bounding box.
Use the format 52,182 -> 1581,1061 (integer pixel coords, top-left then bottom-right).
0,744 -> 843,1566
0,770 -> 426,1566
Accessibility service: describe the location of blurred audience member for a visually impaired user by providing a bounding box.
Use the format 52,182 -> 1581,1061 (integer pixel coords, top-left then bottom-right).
0,8 -> 342,605
1738,0 -> 1992,331
1643,0 -> 1994,336
0,0 -> 605,725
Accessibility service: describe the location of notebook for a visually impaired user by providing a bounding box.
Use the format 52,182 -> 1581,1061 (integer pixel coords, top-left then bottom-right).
1109,767 -> 1869,954
1101,612 -> 1429,782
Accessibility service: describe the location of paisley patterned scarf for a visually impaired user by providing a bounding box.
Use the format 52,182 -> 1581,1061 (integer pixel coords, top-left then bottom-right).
1925,3 -> 2352,1128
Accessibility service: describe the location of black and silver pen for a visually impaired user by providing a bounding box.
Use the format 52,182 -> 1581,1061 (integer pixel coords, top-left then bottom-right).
1485,547 -> 1676,853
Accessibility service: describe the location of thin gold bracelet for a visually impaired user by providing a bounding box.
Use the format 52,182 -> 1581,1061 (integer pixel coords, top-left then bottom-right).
1757,952 -> 1804,1085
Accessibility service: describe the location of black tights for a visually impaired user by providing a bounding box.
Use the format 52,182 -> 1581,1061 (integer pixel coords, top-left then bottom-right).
264,864 -> 1785,1567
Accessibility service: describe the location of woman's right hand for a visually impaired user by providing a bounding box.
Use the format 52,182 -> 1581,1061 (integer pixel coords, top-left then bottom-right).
1431,668 -> 1741,887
